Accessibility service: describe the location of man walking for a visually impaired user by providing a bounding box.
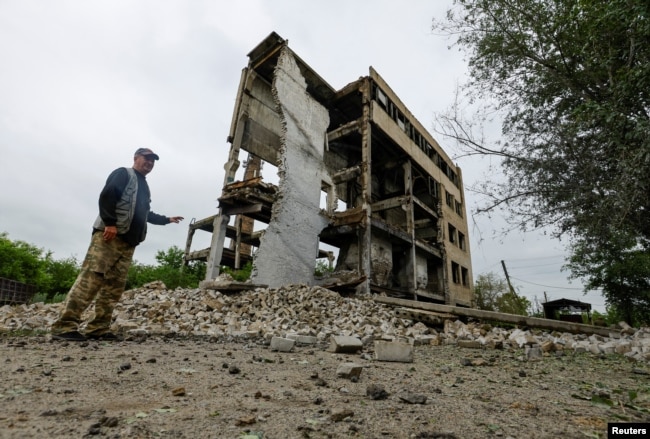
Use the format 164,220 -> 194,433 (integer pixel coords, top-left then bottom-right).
51,148 -> 183,341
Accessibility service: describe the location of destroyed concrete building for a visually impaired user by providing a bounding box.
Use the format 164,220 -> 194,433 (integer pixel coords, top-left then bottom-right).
184,32 -> 474,307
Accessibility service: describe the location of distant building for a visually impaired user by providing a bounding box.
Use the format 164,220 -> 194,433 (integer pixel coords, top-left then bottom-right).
543,298 -> 592,323
185,32 -> 474,306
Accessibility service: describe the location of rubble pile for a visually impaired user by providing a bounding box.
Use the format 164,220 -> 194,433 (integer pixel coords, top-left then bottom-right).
1,281 -> 649,363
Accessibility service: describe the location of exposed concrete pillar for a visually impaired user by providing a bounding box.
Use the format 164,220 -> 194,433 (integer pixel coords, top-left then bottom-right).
403,160 -> 417,298
205,213 -> 229,280
358,79 -> 373,294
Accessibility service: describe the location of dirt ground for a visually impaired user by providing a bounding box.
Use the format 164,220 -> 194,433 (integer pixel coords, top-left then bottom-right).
1,333 -> 649,439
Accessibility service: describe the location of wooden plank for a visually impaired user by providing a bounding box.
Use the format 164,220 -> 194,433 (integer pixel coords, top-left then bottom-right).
374,296 -> 616,337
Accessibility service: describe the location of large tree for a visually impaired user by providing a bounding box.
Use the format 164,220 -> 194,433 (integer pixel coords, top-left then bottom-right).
566,231 -> 650,326
434,0 -> 650,242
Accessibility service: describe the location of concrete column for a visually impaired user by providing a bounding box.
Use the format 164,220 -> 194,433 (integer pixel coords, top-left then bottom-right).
358,79 -> 373,294
205,213 -> 229,280
403,160 -> 417,298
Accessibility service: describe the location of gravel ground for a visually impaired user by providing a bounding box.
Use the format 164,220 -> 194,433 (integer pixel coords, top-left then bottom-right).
2,333 -> 650,439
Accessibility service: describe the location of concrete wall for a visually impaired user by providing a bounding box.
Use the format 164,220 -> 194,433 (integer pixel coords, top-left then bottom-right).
251,47 -> 330,288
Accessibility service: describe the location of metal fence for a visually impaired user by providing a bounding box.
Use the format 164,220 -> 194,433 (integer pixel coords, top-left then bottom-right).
0,277 -> 37,305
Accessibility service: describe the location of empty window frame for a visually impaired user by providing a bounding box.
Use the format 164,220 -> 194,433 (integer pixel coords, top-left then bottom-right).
458,232 -> 466,251
455,200 -> 463,218
448,223 -> 457,244
445,191 -> 454,208
461,266 -> 469,287
451,261 -> 460,284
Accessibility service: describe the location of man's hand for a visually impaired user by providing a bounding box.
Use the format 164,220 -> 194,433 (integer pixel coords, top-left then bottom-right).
169,216 -> 184,224
103,226 -> 117,241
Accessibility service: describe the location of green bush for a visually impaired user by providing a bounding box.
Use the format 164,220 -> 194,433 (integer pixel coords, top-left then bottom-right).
220,261 -> 253,282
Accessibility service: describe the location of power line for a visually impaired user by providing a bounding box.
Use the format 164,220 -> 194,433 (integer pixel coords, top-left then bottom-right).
509,275 -> 585,290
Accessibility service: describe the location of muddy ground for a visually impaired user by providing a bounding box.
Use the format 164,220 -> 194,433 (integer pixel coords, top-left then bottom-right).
2,333 -> 649,439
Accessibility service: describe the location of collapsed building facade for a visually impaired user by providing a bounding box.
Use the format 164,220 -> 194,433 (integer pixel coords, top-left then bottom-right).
185,32 -> 474,307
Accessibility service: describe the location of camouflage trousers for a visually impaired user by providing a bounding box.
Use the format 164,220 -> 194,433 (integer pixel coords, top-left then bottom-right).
51,231 -> 135,336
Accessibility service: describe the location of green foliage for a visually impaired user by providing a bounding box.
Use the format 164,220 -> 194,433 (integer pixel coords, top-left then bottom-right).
314,259 -> 334,277
0,232 -> 46,285
474,272 -> 530,315
220,261 -> 253,282
126,245 -> 206,290
436,0 -> 650,241
435,0 -> 650,319
0,233 -> 206,300
474,272 -> 507,311
567,232 -> 650,327
40,254 -> 80,300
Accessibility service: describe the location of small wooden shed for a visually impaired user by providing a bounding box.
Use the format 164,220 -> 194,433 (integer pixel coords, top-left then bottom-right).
543,298 -> 592,323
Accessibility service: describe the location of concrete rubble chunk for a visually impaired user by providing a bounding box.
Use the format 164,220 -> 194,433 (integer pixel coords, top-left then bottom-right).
457,339 -> 482,349
374,340 -> 414,363
336,362 -> 363,379
366,384 -> 389,400
397,391 -> 427,405
270,336 -> 295,352
286,333 -> 318,345
329,335 -> 363,353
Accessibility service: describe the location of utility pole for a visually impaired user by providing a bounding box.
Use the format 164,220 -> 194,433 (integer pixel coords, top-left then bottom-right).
501,260 -> 518,298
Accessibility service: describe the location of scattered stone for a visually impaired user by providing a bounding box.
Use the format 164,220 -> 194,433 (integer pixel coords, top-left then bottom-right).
270,336 -> 295,352
235,414 -> 256,426
336,362 -> 363,380
374,340 -> 413,363
87,422 -> 101,435
457,339 -> 482,349
397,391 -> 427,404
330,408 -> 354,422
118,362 -> 131,371
99,416 -> 119,428
229,365 -> 241,374
172,387 -> 186,396
329,335 -> 363,353
366,384 -> 389,400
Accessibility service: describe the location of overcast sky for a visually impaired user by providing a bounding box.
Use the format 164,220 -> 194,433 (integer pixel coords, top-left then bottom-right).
0,0 -> 605,311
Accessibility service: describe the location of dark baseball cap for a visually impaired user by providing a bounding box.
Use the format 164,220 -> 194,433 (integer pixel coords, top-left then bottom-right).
134,148 -> 160,160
